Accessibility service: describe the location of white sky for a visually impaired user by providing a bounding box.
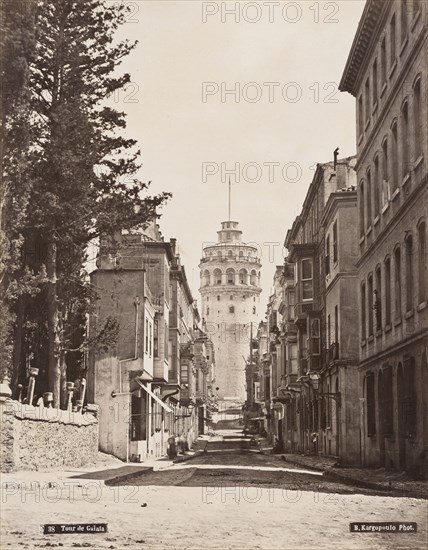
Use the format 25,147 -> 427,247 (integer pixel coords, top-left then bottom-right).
110,0 -> 365,316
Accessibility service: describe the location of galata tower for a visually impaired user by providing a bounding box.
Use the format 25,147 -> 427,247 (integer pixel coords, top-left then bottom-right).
199,220 -> 262,402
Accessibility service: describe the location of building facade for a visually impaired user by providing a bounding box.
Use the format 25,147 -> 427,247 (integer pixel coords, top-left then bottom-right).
340,0 -> 427,475
88,222 -> 214,462
199,221 -> 262,403
252,157 -> 361,465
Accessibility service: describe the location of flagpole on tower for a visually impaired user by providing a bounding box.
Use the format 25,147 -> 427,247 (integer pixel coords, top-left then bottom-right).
228,177 -> 231,221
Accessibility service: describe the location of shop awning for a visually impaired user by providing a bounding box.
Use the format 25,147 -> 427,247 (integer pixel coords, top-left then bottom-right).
135,378 -> 173,413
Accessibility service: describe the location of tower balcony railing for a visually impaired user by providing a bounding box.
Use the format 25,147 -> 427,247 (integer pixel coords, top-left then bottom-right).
200,255 -> 260,264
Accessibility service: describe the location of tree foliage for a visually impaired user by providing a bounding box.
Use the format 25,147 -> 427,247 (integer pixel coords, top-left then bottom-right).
1,0 -> 170,405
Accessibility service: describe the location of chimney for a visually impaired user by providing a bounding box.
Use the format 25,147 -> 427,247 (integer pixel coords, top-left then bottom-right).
170,238 -> 177,256
333,147 -> 339,169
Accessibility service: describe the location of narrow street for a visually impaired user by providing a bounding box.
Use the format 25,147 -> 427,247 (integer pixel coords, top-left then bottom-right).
2,430 -> 426,550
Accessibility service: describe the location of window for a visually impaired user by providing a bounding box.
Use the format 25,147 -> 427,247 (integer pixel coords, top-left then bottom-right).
401,0 -> 408,43
359,181 -> 365,236
253,306 -> 256,314
239,269 -> 247,284
358,95 -> 364,136
203,270 -> 210,286
361,283 -> 366,340
180,363 -> 188,384
301,259 -> 313,301
405,234 -> 414,311
214,269 -> 222,285
230,295 -> 233,300
413,78 -> 422,160
145,319 -> 149,352
164,322 -> 168,362
403,357 -> 417,437
372,60 -> 378,104
365,78 -> 370,122
391,122 -> 398,191
385,258 -> 392,325
227,250 -> 233,258
153,320 -> 159,357
334,305 -> 339,345
418,222 -> 426,304
229,306 -> 235,314
374,155 -> 380,216
310,318 -> 321,355
325,235 -> 330,275
382,139 -> 390,205
368,274 -> 374,337
366,373 -> 376,436
394,247 -> 402,318
226,268 -> 235,284
149,322 -> 152,356
239,250 -> 243,258
327,314 -> 331,346
333,221 -> 338,263
226,232 -> 230,240
375,266 -> 382,331
381,37 -> 386,85
217,295 -> 220,301
366,170 -> 372,227
380,366 -> 393,436
250,270 -> 257,285
206,307 -> 209,316
390,14 -> 396,66
402,101 -> 410,177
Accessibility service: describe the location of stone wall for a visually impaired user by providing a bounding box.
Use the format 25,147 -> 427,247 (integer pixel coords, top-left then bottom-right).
0,400 -> 99,473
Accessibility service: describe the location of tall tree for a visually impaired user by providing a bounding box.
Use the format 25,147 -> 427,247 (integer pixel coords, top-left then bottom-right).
0,0 -> 38,385
2,0 -> 170,406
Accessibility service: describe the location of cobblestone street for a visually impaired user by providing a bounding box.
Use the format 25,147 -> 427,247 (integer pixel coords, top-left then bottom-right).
2,430 -> 426,549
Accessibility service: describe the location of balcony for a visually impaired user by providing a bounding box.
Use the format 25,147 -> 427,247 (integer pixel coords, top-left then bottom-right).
325,342 -> 340,365
281,373 -> 298,386
283,320 -> 297,335
294,302 -> 314,318
269,341 -> 277,353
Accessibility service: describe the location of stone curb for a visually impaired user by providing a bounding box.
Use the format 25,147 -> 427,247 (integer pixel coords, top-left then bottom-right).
323,469 -> 393,493
280,455 -> 391,492
280,455 -> 426,498
103,467 -> 154,486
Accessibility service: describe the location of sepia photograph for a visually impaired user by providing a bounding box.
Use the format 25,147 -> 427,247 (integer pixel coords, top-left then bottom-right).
0,0 -> 427,548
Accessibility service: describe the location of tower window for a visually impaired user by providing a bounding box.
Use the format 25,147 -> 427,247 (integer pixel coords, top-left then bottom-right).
229,306 -> 235,313
217,295 -> 220,301
253,306 -> 256,314
230,295 -> 233,300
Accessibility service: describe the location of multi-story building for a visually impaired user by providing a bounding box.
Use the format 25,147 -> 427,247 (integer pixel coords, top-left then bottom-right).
340,0 -> 427,474
276,260 -> 299,452
282,157 -> 357,456
88,221 -> 212,462
319,187 -> 360,464
199,220 -> 262,406
262,267 -> 285,446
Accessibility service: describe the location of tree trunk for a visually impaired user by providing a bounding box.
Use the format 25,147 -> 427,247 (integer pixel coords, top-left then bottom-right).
11,295 -> 26,394
46,237 -> 61,407
60,350 -> 67,409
